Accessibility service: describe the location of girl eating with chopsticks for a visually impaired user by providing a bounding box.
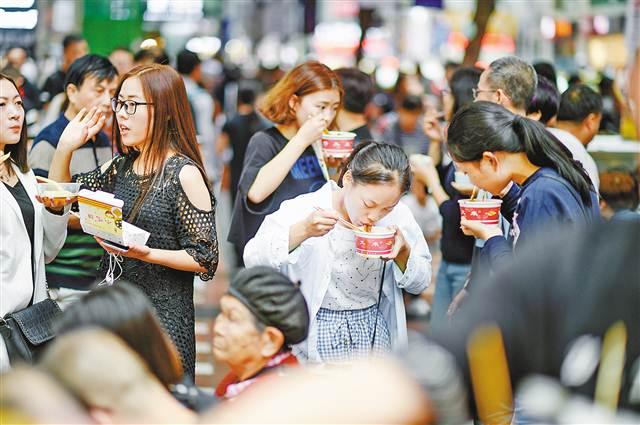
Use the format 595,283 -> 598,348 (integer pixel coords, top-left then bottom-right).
446,101 -> 600,271
244,142 -> 431,363
228,61 -> 343,261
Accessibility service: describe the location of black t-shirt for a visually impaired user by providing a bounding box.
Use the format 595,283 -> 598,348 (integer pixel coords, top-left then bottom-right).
352,124 -> 374,144
228,127 -> 326,253
439,163 -> 474,264
41,70 -> 65,103
4,179 -> 35,293
222,111 -> 268,196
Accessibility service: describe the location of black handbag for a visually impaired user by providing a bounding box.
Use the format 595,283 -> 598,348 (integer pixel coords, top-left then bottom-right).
0,298 -> 62,364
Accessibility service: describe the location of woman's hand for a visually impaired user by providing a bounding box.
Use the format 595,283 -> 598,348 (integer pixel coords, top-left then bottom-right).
304,208 -> 339,238
460,219 -> 503,241
383,225 -> 411,271
422,113 -> 444,143
294,114 -> 329,148
35,194 -> 74,214
410,154 -> 439,188
58,107 -> 106,152
95,236 -> 151,260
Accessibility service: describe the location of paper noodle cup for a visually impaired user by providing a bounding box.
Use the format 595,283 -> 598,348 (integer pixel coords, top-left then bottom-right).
458,199 -> 502,227
353,226 -> 396,258
321,131 -> 356,158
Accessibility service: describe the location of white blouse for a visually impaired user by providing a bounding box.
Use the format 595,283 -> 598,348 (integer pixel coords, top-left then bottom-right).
244,181 -> 432,362
322,224 -> 382,311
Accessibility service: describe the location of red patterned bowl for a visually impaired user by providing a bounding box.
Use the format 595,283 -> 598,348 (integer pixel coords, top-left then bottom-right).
458,199 -> 502,227
353,226 -> 396,258
322,131 -> 356,158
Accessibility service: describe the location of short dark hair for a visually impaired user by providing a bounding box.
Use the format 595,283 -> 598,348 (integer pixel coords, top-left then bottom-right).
599,170 -> 639,211
527,75 -> 559,125
486,56 -> 538,110
134,49 -> 155,63
64,54 -> 118,91
400,95 -> 423,112
533,62 -> 557,88
335,68 -> 373,114
62,34 -> 84,50
176,49 -> 200,75
238,86 -> 257,105
56,281 -> 184,387
557,84 -> 603,123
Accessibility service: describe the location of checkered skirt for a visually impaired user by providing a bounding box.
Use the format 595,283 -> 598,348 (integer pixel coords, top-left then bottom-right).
316,305 -> 391,363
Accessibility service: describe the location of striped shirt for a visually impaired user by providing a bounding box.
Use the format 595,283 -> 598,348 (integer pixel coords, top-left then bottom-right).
29,114 -> 113,289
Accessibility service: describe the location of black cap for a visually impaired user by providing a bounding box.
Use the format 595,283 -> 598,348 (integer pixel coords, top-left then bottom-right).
228,267 -> 309,345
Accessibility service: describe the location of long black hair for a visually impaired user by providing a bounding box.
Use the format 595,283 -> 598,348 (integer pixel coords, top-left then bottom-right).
449,66 -> 482,116
447,101 -> 594,206
0,73 -> 29,173
338,141 -> 411,194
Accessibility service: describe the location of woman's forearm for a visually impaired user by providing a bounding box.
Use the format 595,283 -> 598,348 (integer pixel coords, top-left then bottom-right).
49,147 -> 74,183
248,139 -> 308,204
146,248 -> 209,273
288,220 -> 310,252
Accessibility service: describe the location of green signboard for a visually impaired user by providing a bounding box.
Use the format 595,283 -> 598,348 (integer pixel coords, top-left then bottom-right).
83,0 -> 144,56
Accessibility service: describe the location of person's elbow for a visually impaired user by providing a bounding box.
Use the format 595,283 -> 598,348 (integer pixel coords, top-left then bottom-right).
247,184 -> 268,204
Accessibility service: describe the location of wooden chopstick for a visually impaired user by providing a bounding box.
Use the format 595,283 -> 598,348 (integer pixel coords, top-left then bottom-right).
313,206 -> 362,232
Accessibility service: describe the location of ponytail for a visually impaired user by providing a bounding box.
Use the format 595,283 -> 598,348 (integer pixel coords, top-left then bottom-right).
512,115 -> 594,206
338,141 -> 411,193
448,101 -> 594,206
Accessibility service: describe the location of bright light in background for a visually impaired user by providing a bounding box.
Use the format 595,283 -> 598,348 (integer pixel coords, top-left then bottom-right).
226,38 -> 251,65
140,38 -> 158,49
256,34 -> 279,68
0,8 -> 37,29
0,0 -> 34,7
186,36 -> 222,58
358,58 -> 376,75
375,58 -> 400,90
540,16 -> 555,39
400,59 -> 417,75
593,15 -> 609,35
420,58 -> 445,81
557,75 -> 569,93
280,44 -> 299,69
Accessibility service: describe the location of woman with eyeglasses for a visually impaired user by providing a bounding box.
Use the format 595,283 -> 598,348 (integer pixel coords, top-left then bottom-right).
49,64 -> 219,378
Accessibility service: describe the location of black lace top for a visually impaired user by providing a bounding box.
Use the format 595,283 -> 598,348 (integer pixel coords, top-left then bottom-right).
74,153 -> 219,376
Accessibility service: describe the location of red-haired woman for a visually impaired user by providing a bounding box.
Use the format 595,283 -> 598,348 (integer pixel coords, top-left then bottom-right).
49,64 -> 218,377
228,61 -> 343,258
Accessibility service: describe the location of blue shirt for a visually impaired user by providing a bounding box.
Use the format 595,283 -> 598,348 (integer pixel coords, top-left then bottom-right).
481,167 -> 600,271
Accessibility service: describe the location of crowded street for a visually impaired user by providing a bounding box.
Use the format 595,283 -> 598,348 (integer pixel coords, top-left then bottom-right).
1,0 -> 639,423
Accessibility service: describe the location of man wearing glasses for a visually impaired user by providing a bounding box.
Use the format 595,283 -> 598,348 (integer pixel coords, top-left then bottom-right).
473,56 -> 537,117
29,54 -> 118,308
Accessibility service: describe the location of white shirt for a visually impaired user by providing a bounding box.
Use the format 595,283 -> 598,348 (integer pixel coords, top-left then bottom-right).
322,224 -> 382,311
1,163 -> 69,370
548,127 -> 600,191
244,181 -> 432,362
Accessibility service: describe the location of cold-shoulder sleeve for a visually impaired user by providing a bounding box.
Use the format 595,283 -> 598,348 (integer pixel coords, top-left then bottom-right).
174,181 -> 219,281
72,154 -> 126,193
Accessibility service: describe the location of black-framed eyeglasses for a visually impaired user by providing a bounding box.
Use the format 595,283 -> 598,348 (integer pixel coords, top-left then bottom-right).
472,87 -> 498,100
111,98 -> 154,115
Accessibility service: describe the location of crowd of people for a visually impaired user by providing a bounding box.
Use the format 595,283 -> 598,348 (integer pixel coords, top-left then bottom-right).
1,33 -> 639,423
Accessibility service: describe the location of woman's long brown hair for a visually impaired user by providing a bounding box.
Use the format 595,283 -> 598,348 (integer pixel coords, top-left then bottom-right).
112,64 -> 208,220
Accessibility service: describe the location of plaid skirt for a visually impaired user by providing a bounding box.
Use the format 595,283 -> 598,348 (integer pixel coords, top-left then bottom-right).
316,305 -> 391,363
